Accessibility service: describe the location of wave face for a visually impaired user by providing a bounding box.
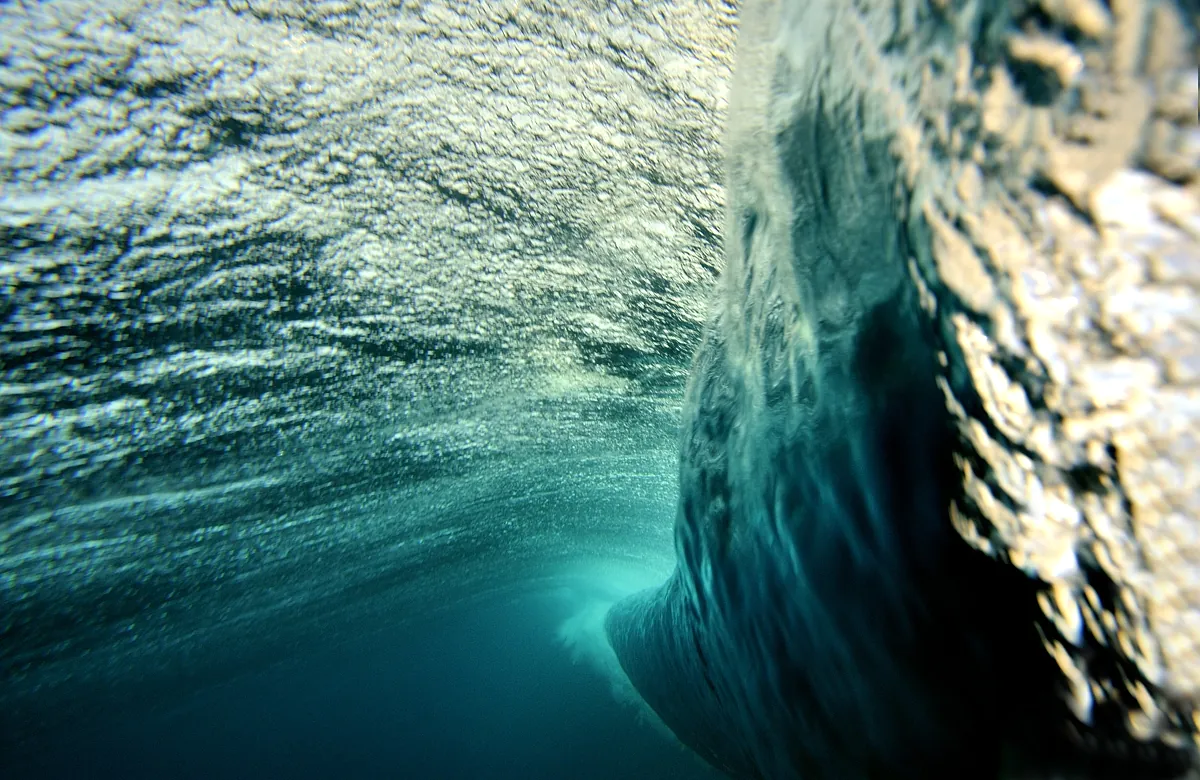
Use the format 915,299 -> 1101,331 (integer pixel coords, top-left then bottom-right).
605,1 -> 1199,778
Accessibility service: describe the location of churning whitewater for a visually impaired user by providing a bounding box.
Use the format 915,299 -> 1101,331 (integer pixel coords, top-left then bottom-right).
3,0 -> 1199,778
604,1 -> 1199,778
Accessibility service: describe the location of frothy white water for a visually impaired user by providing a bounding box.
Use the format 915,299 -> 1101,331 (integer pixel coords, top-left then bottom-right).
553,560 -> 677,739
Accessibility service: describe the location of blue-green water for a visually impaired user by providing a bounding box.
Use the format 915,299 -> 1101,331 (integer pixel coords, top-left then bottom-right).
13,589 -> 721,780
4,0 -> 1198,778
1,0 -> 734,770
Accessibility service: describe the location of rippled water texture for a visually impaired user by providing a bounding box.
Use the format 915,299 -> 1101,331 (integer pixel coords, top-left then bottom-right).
2,0 -> 736,774
604,1 -> 1200,778
5,0 -> 1200,778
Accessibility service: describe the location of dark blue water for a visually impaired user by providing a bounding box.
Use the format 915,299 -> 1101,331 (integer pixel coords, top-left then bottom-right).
14,591 -> 720,780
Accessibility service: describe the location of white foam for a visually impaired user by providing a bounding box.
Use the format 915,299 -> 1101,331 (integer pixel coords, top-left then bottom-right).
552,560 -> 677,739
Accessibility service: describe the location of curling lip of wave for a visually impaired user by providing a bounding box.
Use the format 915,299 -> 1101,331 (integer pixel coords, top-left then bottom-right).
602,0 -> 1200,777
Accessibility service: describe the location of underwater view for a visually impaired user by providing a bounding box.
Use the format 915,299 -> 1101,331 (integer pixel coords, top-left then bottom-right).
3,0 -> 1199,778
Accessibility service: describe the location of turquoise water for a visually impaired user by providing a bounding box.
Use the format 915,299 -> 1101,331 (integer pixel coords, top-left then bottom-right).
14,589 -> 721,779
4,1 -> 1198,778
0,0 -> 731,773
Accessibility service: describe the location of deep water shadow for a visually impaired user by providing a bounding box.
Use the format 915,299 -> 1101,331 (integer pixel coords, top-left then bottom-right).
12,591 -> 721,780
